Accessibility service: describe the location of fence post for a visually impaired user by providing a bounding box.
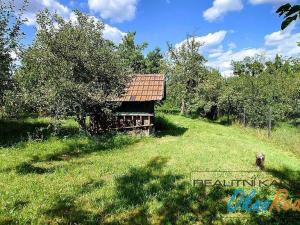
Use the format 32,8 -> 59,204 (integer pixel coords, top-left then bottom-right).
243,106 -> 246,127
268,106 -> 272,138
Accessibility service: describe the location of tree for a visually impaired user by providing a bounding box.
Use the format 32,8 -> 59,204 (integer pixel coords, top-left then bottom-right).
218,76 -> 243,125
10,10 -> 130,133
145,48 -> 163,74
195,68 -> 223,120
276,3 -> 300,30
167,37 -> 206,115
0,0 -> 27,110
219,55 -> 300,128
118,32 -> 148,73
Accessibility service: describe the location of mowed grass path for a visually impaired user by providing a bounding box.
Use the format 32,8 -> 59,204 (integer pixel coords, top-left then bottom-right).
0,114 -> 299,224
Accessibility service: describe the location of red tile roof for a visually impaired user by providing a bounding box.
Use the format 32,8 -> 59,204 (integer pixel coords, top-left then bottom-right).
117,74 -> 165,102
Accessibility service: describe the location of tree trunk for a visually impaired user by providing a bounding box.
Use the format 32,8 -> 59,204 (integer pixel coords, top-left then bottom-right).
243,107 -> 246,127
76,113 -> 86,131
180,98 -> 185,115
227,96 -> 230,125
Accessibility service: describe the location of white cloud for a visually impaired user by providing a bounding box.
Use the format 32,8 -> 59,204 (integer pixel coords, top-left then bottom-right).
19,1 -> 126,44
70,13 -> 126,44
263,24 -> 300,57
88,0 -> 138,23
265,32 -> 300,57
264,30 -> 290,46
23,13 -> 37,26
203,0 -> 295,23
103,24 -> 126,43
228,42 -> 237,49
175,30 -> 227,51
208,45 -> 224,58
249,0 -> 294,5
16,0 -> 70,26
203,0 -> 243,22
264,23 -> 295,45
206,48 -> 265,76
206,27 -> 300,76
174,27 -> 300,77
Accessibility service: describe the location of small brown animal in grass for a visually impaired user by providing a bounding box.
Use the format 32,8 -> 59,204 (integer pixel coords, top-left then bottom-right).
256,153 -> 265,170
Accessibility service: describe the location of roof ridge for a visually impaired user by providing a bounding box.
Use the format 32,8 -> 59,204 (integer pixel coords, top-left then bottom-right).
133,74 -> 164,76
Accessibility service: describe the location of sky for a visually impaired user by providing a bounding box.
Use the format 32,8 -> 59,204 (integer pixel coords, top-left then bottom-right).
17,0 -> 300,76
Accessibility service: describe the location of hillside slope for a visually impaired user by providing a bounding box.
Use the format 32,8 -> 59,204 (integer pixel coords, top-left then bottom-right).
0,114 -> 299,224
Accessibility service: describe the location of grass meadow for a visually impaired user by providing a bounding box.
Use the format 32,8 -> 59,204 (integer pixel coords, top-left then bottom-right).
0,114 -> 299,224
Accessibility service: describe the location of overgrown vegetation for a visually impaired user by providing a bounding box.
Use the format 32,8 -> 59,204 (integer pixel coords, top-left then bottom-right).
166,36 -> 223,119
218,55 -> 300,128
0,0 -> 27,108
0,1 -> 300,224
1,1 -> 299,133
0,114 -> 299,224
5,10 -> 132,134
165,47 -> 300,129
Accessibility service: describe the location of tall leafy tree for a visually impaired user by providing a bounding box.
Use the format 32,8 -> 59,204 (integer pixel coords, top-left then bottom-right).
118,32 -> 148,73
196,68 -> 224,119
145,47 -> 163,74
219,55 -> 300,128
0,0 -> 27,109
167,36 -> 213,115
10,10 -> 130,133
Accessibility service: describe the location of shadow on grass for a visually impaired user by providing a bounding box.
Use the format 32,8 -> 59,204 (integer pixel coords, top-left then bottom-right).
0,200 -> 31,224
230,168 -> 300,225
15,161 -> 55,175
97,157 -> 229,225
182,113 -> 233,127
44,196 -> 92,224
43,179 -> 105,225
204,116 -> 233,127
97,161 -> 300,225
12,134 -> 140,175
79,179 -> 105,195
1,185 -> 100,225
155,116 -> 188,137
290,119 -> 300,129
266,168 -> 300,195
0,119 -> 80,147
13,200 -> 30,210
43,134 -> 139,162
9,157 -> 300,224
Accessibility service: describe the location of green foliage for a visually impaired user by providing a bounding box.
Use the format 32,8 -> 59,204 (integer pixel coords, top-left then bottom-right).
117,33 -> 164,74
145,47 -> 163,74
166,36 -> 224,119
276,3 -> 300,30
0,114 -> 299,224
117,32 -> 148,73
165,52 -> 299,128
166,37 -> 206,115
6,10 -> 130,133
0,0 -> 27,108
219,55 -> 300,127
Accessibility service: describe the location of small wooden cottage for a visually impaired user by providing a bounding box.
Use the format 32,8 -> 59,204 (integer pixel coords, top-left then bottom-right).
114,74 -> 165,134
